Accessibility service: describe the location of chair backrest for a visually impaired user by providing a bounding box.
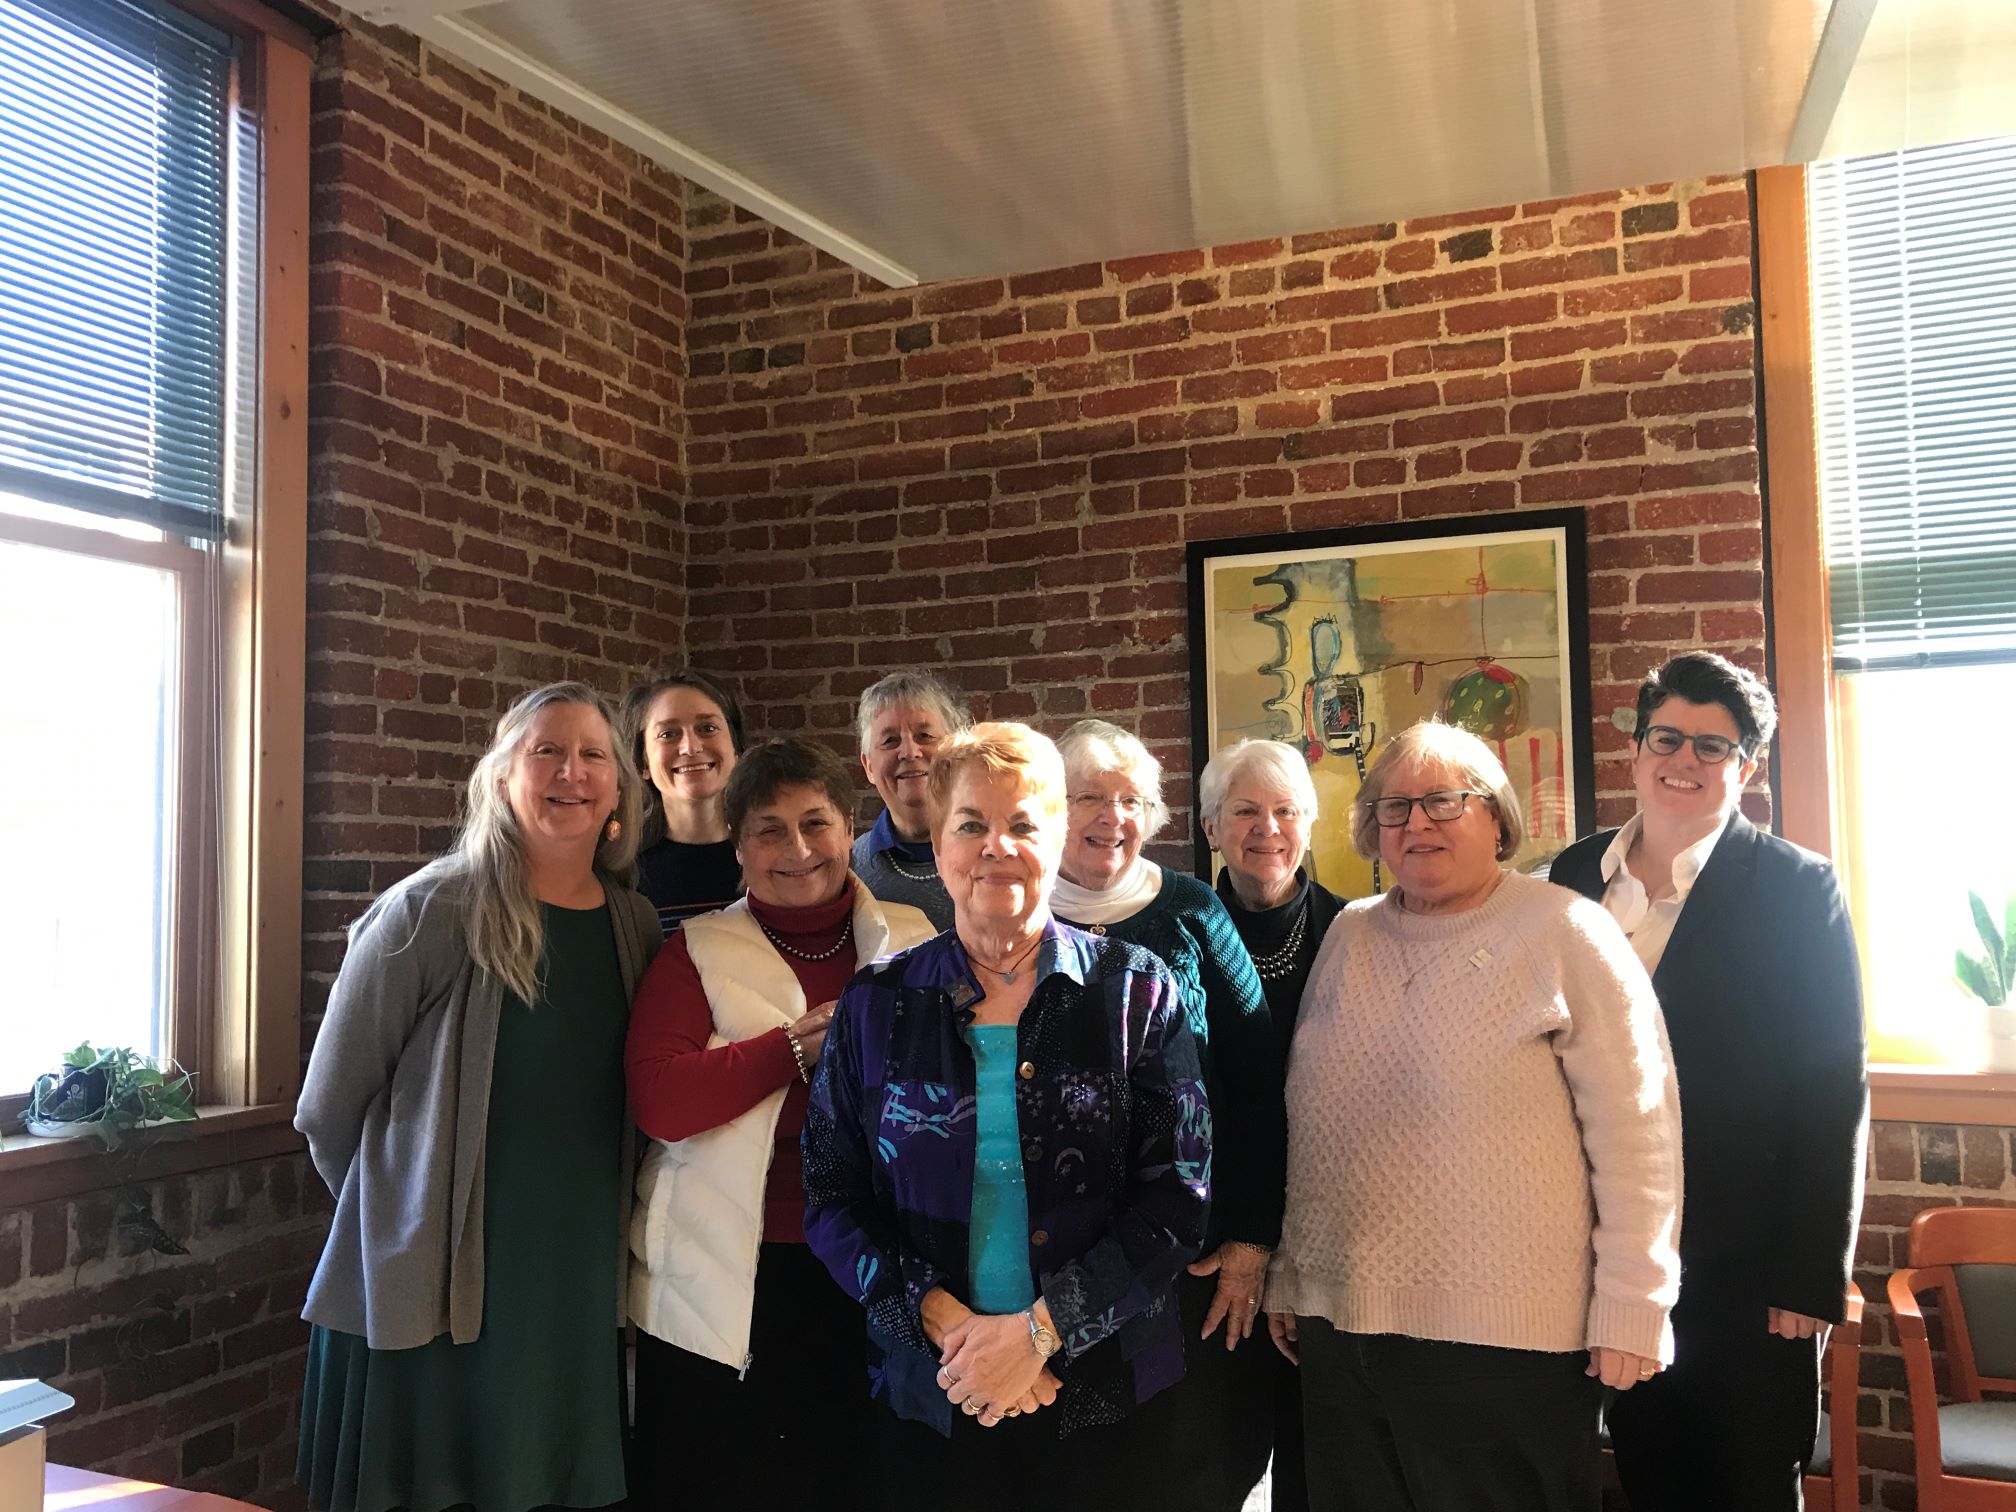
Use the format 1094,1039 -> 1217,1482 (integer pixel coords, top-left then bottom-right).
1907,1207 -> 2016,1395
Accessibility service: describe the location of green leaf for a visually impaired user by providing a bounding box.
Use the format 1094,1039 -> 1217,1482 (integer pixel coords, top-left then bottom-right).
62,1042 -> 97,1069
1959,950 -> 2006,1006
1972,892 -> 2006,970
2004,895 -> 2016,993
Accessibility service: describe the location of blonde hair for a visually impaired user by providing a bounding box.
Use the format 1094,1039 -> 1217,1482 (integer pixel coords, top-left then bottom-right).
451,682 -> 643,1003
1349,720 -> 1525,863
1054,719 -> 1169,841
926,721 -> 1069,835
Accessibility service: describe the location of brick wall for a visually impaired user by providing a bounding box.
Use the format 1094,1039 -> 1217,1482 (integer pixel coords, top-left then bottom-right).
0,1154 -> 330,1502
0,13 -> 688,1505
678,177 -> 1768,848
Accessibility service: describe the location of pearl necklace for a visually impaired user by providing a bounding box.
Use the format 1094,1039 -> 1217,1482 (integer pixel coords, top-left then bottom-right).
759,914 -> 855,961
885,852 -> 939,882
1248,894 -> 1310,982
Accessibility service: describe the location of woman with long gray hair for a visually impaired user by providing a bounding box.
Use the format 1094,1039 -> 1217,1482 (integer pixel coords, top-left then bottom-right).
296,682 -> 662,1512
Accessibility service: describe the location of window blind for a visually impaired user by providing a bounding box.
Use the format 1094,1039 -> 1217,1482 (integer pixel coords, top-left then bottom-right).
1809,136 -> 2016,671
0,0 -> 234,540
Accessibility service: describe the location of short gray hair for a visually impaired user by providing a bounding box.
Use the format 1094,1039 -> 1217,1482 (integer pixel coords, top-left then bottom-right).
855,670 -> 972,754
1197,739 -> 1319,827
1055,719 -> 1169,842
1349,720 -> 1525,863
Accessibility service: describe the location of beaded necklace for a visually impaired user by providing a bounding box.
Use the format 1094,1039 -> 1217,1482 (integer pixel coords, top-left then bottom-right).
759,914 -> 855,961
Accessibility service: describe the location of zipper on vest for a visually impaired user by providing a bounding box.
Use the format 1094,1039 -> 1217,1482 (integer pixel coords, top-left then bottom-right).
740,1349 -> 754,1380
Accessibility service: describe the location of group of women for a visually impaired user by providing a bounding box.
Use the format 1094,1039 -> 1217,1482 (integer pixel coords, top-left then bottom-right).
293,650 -> 1866,1512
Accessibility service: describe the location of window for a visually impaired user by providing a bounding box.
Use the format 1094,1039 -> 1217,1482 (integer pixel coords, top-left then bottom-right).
0,0 -> 309,1120
1796,138 -> 2016,1073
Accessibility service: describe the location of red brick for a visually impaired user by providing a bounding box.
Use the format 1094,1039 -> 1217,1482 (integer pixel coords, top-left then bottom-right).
1330,381 -> 1441,420
1634,568 -> 1763,604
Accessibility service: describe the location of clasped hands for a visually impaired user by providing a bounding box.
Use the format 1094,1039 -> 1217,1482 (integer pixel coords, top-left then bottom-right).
924,1290 -> 1060,1430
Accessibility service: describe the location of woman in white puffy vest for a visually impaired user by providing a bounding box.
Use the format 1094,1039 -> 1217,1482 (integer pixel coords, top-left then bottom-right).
625,737 -> 934,1510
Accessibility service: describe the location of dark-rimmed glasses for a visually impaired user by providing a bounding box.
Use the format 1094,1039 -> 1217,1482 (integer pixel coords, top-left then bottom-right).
1637,725 -> 1748,765
1371,790 -> 1488,827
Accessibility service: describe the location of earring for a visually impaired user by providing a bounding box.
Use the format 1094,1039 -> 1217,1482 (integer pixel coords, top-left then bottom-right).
604,818 -> 622,843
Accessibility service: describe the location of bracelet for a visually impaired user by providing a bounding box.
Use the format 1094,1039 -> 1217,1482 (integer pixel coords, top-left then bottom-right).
784,1025 -> 811,1084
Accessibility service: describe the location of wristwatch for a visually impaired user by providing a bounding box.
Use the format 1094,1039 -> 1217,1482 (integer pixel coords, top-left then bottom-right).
1025,1309 -> 1061,1359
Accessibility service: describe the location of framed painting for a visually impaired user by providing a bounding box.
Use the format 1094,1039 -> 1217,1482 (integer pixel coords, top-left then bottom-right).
1186,508 -> 1594,894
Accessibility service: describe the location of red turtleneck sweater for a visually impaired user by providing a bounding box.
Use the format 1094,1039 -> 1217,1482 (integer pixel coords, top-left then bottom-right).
625,888 -> 859,1243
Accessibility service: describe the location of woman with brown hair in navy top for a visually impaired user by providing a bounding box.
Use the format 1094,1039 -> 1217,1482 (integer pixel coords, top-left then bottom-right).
620,666 -> 747,932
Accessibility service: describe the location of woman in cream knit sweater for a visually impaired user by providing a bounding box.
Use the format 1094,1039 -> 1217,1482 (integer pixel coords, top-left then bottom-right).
1265,721 -> 1681,1512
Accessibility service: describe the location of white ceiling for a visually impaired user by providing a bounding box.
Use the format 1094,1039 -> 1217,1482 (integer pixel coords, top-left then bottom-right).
358,0 -> 2016,287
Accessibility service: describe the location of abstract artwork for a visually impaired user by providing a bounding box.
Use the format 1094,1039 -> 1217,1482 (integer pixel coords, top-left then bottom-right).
1187,509 -> 1594,896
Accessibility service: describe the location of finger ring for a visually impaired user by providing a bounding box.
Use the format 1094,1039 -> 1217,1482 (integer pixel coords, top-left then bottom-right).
938,1366 -> 958,1385
1638,1367 -> 1655,1378
962,1400 -> 983,1416
1004,1406 -> 1021,1417
1245,1297 -> 1258,1306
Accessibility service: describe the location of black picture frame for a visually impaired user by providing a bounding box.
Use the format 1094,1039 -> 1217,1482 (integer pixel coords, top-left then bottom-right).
1186,507 -> 1596,885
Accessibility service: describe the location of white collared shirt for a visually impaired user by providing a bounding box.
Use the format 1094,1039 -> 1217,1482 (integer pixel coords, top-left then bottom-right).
1598,813 -> 1725,974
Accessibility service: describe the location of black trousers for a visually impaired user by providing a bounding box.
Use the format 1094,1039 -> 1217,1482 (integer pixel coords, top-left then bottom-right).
1298,1319 -> 1602,1512
630,1242 -> 870,1512
1606,1286 -> 1820,1512
874,1393 -> 1191,1512
1095,1268 -> 1280,1511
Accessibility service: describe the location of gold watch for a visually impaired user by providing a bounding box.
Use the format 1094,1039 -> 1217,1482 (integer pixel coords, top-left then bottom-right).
1025,1309 -> 1061,1359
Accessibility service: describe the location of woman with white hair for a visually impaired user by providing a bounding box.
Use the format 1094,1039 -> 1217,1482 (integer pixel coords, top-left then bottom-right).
1196,737 -> 1345,1512
1199,738 -> 1347,1053
849,669 -> 973,930
296,683 -> 661,1512
1049,718 -> 1284,1512
1265,719 -> 1682,1512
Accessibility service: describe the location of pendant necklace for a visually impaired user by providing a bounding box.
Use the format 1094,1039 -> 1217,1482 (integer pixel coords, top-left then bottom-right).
971,935 -> 1042,985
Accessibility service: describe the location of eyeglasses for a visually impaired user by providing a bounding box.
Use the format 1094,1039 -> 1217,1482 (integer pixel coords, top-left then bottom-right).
1637,725 -> 1749,765
1070,791 -> 1146,818
1370,790 -> 1488,827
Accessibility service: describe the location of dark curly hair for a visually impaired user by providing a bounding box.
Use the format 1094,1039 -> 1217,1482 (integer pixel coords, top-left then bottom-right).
1633,652 -> 1777,754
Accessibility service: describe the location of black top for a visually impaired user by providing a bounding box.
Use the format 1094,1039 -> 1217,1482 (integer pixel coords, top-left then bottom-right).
1213,867 -> 1345,1059
1550,812 -> 1867,1321
634,837 -> 741,935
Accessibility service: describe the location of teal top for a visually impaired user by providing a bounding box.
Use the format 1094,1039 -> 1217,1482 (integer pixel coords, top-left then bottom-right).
963,1024 -> 1037,1314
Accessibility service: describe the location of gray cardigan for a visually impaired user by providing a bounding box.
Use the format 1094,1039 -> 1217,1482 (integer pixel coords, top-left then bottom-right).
296,858 -> 661,1350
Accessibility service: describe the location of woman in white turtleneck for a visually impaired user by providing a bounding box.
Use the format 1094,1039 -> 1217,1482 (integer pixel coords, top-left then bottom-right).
1048,719 -> 1286,1512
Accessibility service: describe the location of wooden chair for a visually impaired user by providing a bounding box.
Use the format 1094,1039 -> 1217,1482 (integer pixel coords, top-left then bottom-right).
1889,1207 -> 2016,1512
1805,1280 -> 1865,1511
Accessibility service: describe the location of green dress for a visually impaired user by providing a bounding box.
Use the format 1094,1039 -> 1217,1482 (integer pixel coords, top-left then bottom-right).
299,903 -> 630,1512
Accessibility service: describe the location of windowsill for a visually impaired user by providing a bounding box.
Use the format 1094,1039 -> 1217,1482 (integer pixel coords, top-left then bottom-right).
1871,1068 -> 2016,1128
0,1101 -> 303,1207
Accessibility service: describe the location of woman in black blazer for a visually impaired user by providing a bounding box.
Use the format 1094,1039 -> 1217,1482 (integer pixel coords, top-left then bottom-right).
1549,652 -> 1866,1512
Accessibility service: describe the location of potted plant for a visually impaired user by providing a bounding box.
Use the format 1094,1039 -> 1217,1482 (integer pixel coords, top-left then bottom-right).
25,1043 -> 197,1146
1955,893 -> 2016,1071
18,1044 -> 197,1256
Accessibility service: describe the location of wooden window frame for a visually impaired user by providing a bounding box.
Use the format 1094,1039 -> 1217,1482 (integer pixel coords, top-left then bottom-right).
0,0 -> 311,1189
1757,162 -> 2016,1127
